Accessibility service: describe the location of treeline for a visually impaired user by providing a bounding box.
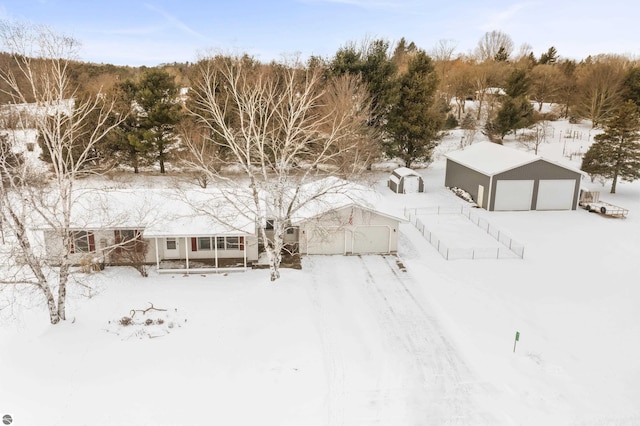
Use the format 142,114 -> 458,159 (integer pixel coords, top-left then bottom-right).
3,30 -> 640,175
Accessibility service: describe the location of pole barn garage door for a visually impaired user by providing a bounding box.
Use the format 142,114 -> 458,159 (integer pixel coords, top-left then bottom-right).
306,228 -> 345,254
494,180 -> 534,211
536,179 -> 576,210
353,226 -> 390,254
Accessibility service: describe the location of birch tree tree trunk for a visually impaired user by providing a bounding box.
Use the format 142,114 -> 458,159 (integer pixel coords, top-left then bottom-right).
0,21 -> 121,323
182,56 -> 375,281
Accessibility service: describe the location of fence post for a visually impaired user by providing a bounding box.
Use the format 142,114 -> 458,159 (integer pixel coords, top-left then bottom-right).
497,230 -> 500,242
497,248 -> 499,259
446,248 -> 449,260
472,249 -> 474,260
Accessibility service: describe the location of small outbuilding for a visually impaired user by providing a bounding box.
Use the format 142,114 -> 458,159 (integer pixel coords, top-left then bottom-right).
444,142 -> 583,211
388,167 -> 425,194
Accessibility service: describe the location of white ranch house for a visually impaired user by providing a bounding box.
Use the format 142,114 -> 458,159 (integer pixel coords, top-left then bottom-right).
39,182 -> 405,274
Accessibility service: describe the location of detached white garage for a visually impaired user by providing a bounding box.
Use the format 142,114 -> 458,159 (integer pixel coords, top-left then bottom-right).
444,142 -> 584,211
297,205 -> 403,255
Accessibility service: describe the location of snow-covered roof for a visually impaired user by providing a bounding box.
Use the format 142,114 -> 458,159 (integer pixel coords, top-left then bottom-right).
444,142 -> 582,176
36,188 -> 255,237
392,167 -> 421,178
290,177 -> 405,224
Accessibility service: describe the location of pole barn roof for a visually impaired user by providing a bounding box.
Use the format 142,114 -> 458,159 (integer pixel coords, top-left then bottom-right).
444,142 -> 584,176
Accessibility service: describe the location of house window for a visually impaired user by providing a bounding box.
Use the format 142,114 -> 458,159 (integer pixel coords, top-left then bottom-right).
216,236 -> 225,249
166,238 -> 177,250
198,237 -> 212,250
71,231 -> 95,253
114,229 -> 144,253
226,236 -> 239,250
286,227 -> 295,235
265,219 -> 275,230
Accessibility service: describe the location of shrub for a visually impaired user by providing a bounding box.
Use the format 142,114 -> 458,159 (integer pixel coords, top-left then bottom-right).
444,114 -> 459,129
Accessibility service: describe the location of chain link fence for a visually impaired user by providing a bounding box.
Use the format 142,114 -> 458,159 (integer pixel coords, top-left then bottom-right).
404,206 -> 524,260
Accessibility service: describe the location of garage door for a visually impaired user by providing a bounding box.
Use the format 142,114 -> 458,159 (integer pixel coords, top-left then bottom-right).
536,179 -> 576,210
306,228 -> 345,254
353,226 -> 390,254
494,180 -> 534,211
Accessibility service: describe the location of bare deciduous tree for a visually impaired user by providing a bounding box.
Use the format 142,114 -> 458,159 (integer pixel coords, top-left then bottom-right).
475,30 -> 514,62
183,56 -> 374,281
530,64 -> 562,111
575,56 -> 628,127
430,38 -> 458,80
0,21 -> 121,324
519,120 -> 550,154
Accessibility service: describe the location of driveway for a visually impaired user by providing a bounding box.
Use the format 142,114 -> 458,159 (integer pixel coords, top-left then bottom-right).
303,254 -> 494,425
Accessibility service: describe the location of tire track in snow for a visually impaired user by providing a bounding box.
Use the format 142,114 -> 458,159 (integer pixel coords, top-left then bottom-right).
357,254 -> 493,425
306,256 -> 347,425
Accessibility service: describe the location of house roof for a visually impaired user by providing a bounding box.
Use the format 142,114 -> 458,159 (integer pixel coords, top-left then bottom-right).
36,188 -> 255,237
444,142 -> 583,176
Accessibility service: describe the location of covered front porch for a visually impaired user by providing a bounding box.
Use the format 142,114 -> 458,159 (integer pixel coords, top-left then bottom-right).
147,234 -> 258,275
157,257 -> 251,274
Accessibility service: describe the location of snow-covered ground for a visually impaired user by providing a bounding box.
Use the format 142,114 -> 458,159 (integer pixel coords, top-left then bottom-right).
1,114 -> 639,425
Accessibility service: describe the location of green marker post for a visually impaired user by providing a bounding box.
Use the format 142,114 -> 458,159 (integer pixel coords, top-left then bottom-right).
513,331 -> 520,353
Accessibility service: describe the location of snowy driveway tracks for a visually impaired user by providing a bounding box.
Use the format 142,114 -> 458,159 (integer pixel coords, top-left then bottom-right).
304,254 -> 494,425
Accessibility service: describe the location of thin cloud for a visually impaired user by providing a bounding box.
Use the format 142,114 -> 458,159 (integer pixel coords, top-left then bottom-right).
479,2 -> 532,31
144,2 -> 209,41
297,0 -> 405,10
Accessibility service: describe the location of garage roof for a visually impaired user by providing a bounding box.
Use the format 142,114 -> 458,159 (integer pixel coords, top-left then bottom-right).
445,142 -> 582,176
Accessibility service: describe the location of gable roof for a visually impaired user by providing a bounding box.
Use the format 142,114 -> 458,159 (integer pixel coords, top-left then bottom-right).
289,177 -> 405,224
33,188 -> 256,237
392,167 -> 421,178
291,202 -> 406,226
444,142 -> 583,176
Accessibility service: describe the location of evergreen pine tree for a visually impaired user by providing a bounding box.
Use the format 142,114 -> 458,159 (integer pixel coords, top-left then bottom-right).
539,46 -> 558,65
623,67 -> 640,107
106,79 -> 152,173
134,69 -> 182,174
384,50 -> 443,167
505,68 -> 531,98
581,100 -> 640,193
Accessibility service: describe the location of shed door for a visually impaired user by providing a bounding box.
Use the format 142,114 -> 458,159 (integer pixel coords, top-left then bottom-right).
494,180 -> 534,211
306,228 -> 345,255
536,179 -> 576,210
353,226 -> 390,254
403,176 -> 420,193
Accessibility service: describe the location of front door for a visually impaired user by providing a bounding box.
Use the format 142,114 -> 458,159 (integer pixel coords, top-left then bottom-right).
477,185 -> 485,208
164,237 -> 180,259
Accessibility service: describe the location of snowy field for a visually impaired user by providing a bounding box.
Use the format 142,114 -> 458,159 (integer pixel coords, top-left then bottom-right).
1,115 -> 640,425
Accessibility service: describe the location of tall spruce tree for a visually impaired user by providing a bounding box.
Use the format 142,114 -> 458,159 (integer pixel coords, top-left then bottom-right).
384,50 -> 443,167
492,96 -> 534,139
581,100 -> 640,193
133,69 -> 182,174
106,79 -> 151,173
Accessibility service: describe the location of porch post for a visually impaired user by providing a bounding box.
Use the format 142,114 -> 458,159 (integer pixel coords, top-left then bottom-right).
214,236 -> 218,269
243,235 -> 247,270
154,238 -> 160,271
185,237 -> 190,273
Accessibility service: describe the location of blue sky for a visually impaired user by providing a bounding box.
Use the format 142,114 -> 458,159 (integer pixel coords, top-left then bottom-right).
0,0 -> 638,66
